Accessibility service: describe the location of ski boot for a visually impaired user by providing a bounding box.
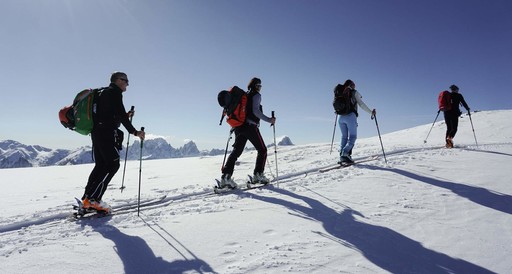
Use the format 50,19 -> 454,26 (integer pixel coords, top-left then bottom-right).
214,174 -> 238,193
446,137 -> 454,148
83,198 -> 111,214
338,155 -> 354,166
248,173 -> 270,185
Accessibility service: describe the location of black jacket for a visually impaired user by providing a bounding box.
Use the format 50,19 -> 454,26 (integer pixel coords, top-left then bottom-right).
245,91 -> 260,125
93,83 -> 136,134
450,92 -> 470,115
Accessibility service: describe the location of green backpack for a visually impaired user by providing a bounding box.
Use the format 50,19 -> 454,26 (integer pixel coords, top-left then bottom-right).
59,87 -> 106,135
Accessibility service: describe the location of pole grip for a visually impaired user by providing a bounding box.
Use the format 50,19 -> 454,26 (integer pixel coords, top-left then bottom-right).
219,110 -> 225,126
128,106 -> 135,122
140,127 -> 145,148
271,111 -> 275,118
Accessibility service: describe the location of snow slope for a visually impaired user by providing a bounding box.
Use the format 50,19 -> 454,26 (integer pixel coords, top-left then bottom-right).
1,110 -> 511,273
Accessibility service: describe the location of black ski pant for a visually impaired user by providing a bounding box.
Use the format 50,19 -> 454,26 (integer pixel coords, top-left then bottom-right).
82,128 -> 121,201
443,110 -> 459,141
222,124 -> 267,176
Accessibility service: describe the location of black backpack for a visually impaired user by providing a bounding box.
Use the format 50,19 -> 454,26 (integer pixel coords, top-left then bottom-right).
333,84 -> 356,115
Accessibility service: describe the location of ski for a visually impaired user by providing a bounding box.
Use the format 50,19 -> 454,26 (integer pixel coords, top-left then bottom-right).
213,179 -> 238,194
71,209 -> 110,220
213,176 -> 270,194
319,155 -> 380,173
246,175 -> 270,189
70,197 -> 111,220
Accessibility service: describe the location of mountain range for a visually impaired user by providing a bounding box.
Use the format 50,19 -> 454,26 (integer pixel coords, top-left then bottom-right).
0,135 -> 294,169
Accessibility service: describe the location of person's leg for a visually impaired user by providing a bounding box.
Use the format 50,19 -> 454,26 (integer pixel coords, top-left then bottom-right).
338,115 -> 349,156
451,115 -> 459,139
87,129 -> 120,201
83,138 -> 104,200
222,128 -> 248,176
342,113 -> 358,157
246,125 -> 267,175
443,111 -> 451,145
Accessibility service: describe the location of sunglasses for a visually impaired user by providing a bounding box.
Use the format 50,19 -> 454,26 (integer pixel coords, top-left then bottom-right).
119,78 -> 129,84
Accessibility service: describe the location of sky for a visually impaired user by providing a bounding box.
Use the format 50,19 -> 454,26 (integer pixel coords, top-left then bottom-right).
1,0 -> 511,150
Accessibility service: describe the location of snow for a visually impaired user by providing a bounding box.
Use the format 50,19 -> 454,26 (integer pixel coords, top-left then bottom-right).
1,110 -> 511,274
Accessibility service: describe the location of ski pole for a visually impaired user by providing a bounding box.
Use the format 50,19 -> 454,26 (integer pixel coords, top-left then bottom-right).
221,128 -> 234,170
271,111 -> 279,186
372,113 -> 388,164
218,110 -> 225,126
120,106 -> 135,192
137,126 -> 145,216
265,115 -> 276,179
468,111 -> 479,148
266,153 -> 274,178
330,113 -> 338,154
424,110 -> 440,144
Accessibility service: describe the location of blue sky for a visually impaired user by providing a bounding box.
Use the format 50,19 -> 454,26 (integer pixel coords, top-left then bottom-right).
1,0 -> 511,150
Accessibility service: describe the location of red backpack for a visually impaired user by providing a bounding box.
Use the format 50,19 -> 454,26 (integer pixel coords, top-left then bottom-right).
217,86 -> 248,128
438,90 -> 452,111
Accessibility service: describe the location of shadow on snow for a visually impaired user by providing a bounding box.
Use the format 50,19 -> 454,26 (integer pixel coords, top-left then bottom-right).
365,165 -> 512,215
247,186 -> 495,274
84,217 -> 216,274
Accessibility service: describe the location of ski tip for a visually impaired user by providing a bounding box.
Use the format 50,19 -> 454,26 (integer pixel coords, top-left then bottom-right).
74,197 -> 83,206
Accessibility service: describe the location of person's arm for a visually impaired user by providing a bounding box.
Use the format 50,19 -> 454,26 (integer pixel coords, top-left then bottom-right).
113,92 -> 137,134
354,91 -> 373,115
460,94 -> 470,111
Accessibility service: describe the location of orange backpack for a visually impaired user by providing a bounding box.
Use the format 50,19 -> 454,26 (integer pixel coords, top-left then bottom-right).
217,86 -> 248,128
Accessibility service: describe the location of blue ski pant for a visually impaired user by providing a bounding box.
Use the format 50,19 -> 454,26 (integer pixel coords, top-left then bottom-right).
338,113 -> 358,157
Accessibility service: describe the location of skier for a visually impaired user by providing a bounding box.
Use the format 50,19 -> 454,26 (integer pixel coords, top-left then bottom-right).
337,79 -> 376,164
444,84 -> 470,148
219,77 -> 276,188
81,72 -> 145,213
